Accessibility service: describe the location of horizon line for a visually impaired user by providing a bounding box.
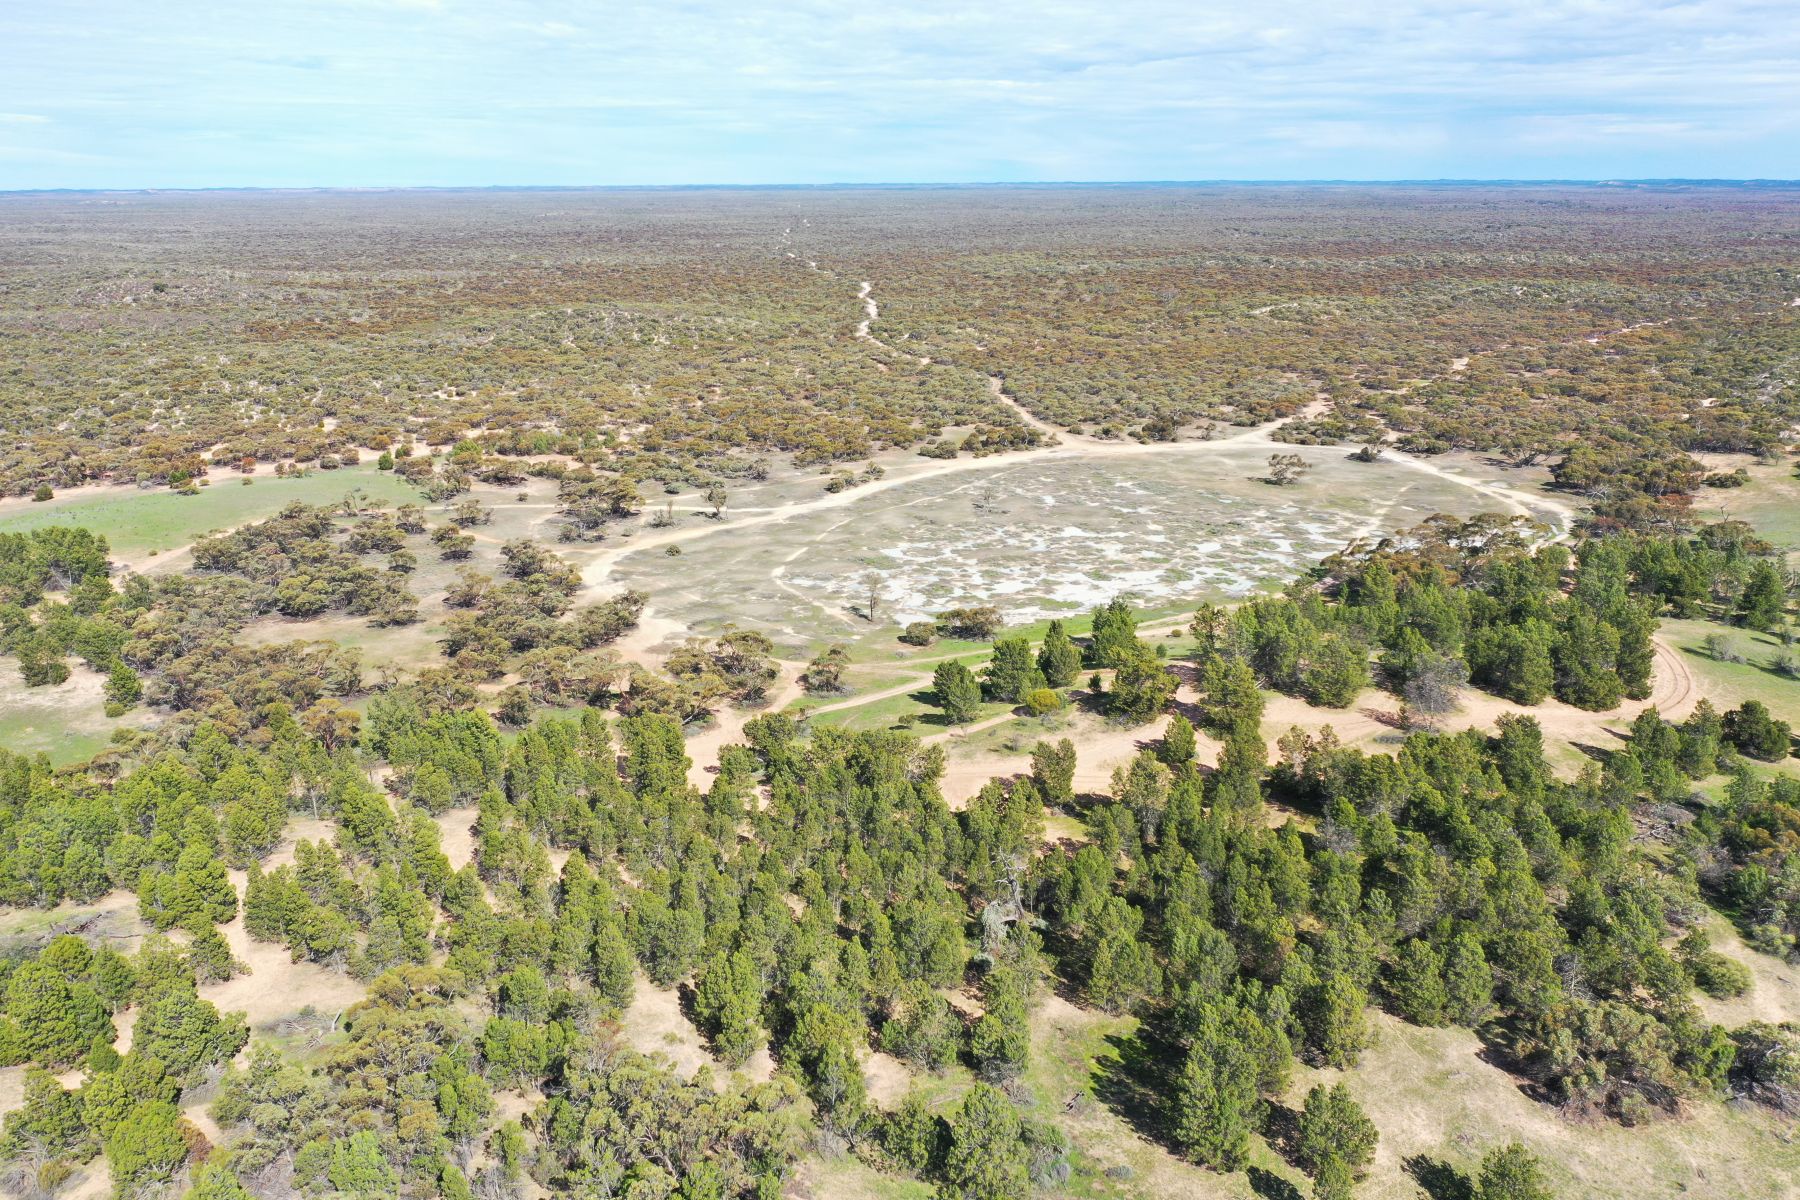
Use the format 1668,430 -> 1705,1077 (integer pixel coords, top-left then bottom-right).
5,177 -> 1800,197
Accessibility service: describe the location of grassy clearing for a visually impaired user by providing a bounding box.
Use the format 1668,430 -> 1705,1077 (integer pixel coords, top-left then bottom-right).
0,660 -> 155,765
1715,460 -> 1800,559
788,1155 -> 935,1200
1291,1011 -> 1800,1200
0,465 -> 420,562
1662,617 -> 1800,727
1024,997 -> 1304,1200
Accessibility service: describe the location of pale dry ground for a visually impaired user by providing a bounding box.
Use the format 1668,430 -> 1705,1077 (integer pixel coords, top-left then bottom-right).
1694,913 -> 1800,1028
204,869 -> 366,1035
1292,1011 -> 1800,1200
861,1049 -> 914,1109
618,972 -> 775,1085
573,397 -> 1571,667
434,806 -> 480,873
0,657 -> 156,762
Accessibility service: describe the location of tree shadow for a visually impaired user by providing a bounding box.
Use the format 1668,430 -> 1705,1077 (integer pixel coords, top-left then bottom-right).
1568,740 -> 1613,764
1260,1101 -> 1302,1167
1247,1166 -> 1304,1200
1090,1029 -> 1176,1147
1404,1154 -> 1473,1200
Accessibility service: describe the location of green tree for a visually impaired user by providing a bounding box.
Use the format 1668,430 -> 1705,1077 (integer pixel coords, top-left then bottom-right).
1201,658 -> 1264,738
984,638 -> 1044,704
882,1090 -> 941,1173
1037,620 -> 1082,688
1304,972 -> 1368,1068
1087,598 -> 1140,668
328,1129 -> 398,1196
933,661 -> 982,726
1295,1082 -> 1377,1176
187,1161 -> 256,1200
1303,634 -> 1370,708
1723,700 -> 1792,761
4,961 -> 112,1067
1109,646 -> 1177,723
969,967 -> 1030,1081
0,1068 -> 90,1164
1443,934 -> 1493,1025
102,1100 -> 188,1197
1475,1143 -> 1556,1200
1736,560 -> 1787,630
1170,1003 -> 1258,1170
1159,713 -> 1197,768
1030,739 -> 1077,808
941,1084 -> 1028,1200
1314,1155 -> 1357,1200
1388,938 -> 1447,1026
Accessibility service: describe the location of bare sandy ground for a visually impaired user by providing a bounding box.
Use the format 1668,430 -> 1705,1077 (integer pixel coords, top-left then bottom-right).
618,973 -> 777,1084
686,666 -> 808,791
210,869 -> 367,1034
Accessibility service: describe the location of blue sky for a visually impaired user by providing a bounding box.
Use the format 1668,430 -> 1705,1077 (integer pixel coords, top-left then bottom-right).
2,0 -> 1796,188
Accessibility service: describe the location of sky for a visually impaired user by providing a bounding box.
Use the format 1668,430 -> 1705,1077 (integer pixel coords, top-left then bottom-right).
1,0 -> 1796,189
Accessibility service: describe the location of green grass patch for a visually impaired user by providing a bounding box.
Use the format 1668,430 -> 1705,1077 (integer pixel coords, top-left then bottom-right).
0,465 -> 420,560
1661,617 -> 1800,727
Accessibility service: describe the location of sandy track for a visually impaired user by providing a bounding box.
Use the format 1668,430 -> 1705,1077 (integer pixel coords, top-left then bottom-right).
686,666 -> 807,790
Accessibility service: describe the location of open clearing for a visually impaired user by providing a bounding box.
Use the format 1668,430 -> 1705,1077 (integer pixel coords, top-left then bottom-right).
601,441 -> 1562,658
0,462 -> 419,568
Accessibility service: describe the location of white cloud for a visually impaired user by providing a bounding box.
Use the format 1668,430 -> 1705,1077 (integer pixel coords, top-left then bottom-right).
1,0 -> 1796,185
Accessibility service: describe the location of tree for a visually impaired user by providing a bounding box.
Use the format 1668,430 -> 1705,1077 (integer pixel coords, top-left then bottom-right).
1303,634 -> 1370,708
1170,1003 -> 1259,1170
4,961 -> 111,1067
188,1162 -> 256,1200
1469,620 -> 1556,706
693,949 -> 765,1068
1401,652 -> 1466,727
101,1100 -> 188,1197
1159,713 -> 1197,768
0,1068 -> 89,1166
800,644 -> 850,694
1304,972 -> 1369,1068
882,1090 -> 941,1173
329,1129 -> 399,1195
1736,560 -> 1787,630
879,980 -> 962,1073
1201,658 -> 1264,738
941,1084 -> 1028,1200
1475,1143 -> 1555,1200
984,638 -> 1043,704
1031,739 -> 1077,808
105,660 -> 142,710
1037,620 -> 1081,687
934,661 -> 982,726
1295,1083 -> 1377,1176
1109,646 -> 1177,723
1087,598 -> 1139,668
1388,938 -> 1448,1025
1723,700 -> 1792,761
704,483 -> 728,518
936,606 -> 1002,641
1314,1155 -> 1357,1200
1265,453 -> 1312,485
969,967 -> 1030,1081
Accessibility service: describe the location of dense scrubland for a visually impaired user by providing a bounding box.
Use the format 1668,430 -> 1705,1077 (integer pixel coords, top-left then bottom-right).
0,185 -> 1796,1200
